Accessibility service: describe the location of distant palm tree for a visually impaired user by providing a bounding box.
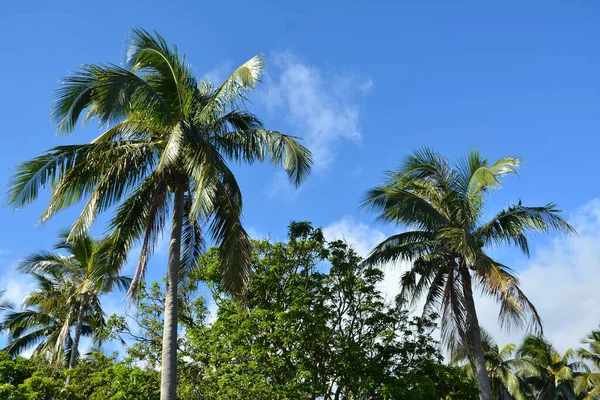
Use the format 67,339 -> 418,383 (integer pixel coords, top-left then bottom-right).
0,289 -> 13,312
453,330 -> 528,400
518,335 -> 581,400
7,29 -> 311,399
2,270 -> 96,367
362,148 -> 574,400
18,231 -> 130,369
575,327 -> 600,399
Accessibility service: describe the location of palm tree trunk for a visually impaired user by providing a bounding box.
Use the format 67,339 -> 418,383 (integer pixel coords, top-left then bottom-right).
68,292 -> 87,370
160,185 -> 185,400
459,263 -> 493,400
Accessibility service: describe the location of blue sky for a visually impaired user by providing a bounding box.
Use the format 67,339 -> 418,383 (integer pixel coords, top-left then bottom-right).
0,0 -> 599,354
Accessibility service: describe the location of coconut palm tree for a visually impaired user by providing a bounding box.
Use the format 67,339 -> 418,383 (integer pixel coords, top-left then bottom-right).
362,148 -> 574,400
518,335 -> 582,400
7,29 -> 311,399
0,289 -> 13,312
18,231 -> 130,369
453,330 -> 528,400
575,327 -> 600,399
2,270 -> 99,367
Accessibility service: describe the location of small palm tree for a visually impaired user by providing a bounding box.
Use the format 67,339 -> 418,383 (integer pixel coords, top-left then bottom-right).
18,231 -> 130,369
453,330 -> 528,400
575,327 -> 600,399
518,335 -> 582,399
362,148 -> 574,400
7,29 -> 311,399
0,289 -> 13,312
2,270 -> 96,367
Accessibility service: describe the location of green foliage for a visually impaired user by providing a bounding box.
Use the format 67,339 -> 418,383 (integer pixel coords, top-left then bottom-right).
122,222 -> 478,399
0,351 -> 159,400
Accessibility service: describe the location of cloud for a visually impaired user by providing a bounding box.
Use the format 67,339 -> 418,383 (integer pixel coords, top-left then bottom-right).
0,265 -> 35,310
323,201 -> 600,354
262,51 -> 371,172
323,217 -> 406,302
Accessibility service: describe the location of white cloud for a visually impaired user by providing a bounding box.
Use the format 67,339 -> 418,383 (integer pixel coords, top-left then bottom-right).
323,216 -> 386,258
323,217 -> 406,302
0,266 -> 35,310
262,51 -> 371,172
324,201 -> 600,354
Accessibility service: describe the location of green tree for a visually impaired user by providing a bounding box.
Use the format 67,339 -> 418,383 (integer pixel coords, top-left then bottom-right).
576,326 -> 600,399
0,350 -> 159,400
0,352 -> 36,397
18,231 -> 130,369
7,29 -> 311,399
362,148 -> 574,400
124,222 -> 478,399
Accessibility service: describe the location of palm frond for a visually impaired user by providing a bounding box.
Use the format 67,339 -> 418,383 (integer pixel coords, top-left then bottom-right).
362,231 -> 435,266
362,186 -> 449,231
213,129 -> 312,186
476,203 -> 575,256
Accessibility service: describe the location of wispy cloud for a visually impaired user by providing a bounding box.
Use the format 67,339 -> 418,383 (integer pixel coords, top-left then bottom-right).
262,51 -> 372,172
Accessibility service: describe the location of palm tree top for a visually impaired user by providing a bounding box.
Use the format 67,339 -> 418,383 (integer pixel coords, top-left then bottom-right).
362,148 -> 574,348
7,28 -> 312,299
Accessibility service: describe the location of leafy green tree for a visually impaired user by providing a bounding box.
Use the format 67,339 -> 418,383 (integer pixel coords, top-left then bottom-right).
0,351 -> 159,400
7,29 -> 311,399
0,352 -> 36,397
362,148 -> 574,400
576,327 -> 600,399
518,335 -> 581,399
18,231 -> 130,369
124,222 -> 478,399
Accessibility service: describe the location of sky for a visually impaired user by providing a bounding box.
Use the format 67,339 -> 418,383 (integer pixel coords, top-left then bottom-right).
0,0 -> 599,356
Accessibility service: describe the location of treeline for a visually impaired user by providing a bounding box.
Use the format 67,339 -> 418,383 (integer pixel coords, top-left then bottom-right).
0,223 -> 477,399
2,223 -> 600,399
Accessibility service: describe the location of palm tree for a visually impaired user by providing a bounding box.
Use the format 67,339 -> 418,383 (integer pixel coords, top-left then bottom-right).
453,330 -> 528,400
362,148 -> 574,400
518,335 -> 582,399
575,327 -> 600,399
18,231 -> 130,369
0,289 -> 13,312
7,29 -> 311,399
2,270 -> 98,367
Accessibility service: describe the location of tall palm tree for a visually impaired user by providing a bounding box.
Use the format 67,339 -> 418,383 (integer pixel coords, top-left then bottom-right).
575,327 -> 600,399
518,335 -> 582,400
453,330 -> 528,400
362,148 -> 574,400
18,231 -> 130,369
2,270 -> 97,367
7,29 -> 311,399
